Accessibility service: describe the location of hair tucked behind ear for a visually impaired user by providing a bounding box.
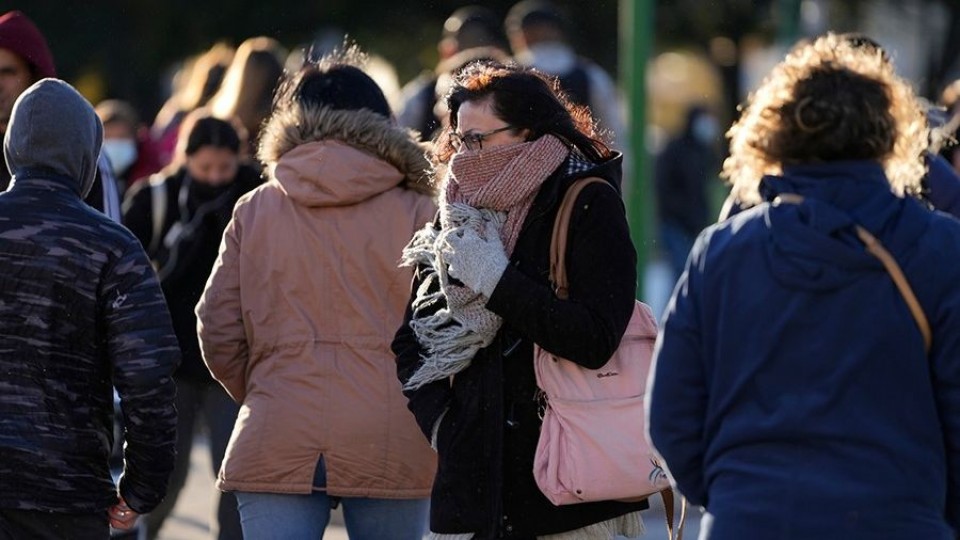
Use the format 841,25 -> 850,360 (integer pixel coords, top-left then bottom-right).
723,32 -> 927,207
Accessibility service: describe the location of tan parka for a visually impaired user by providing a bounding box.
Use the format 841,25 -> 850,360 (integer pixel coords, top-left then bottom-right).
196,103 -> 437,497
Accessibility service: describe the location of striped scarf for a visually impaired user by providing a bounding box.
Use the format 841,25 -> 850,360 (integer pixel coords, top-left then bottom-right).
400,135 -> 569,390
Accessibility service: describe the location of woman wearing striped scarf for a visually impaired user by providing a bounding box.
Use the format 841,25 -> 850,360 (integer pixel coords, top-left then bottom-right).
395,61 -> 644,540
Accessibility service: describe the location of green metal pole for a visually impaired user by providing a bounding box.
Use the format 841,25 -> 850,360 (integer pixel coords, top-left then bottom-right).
778,0 -> 802,46
620,0 -> 654,298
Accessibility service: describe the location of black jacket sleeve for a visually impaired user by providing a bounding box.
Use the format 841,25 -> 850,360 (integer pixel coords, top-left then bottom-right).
121,181 -> 155,252
101,238 -> 180,514
486,182 -> 637,369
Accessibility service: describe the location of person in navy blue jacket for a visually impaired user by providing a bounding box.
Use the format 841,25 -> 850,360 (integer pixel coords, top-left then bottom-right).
648,33 -> 960,540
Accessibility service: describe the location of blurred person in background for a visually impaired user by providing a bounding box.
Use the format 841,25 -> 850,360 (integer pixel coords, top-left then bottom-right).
0,78 -> 179,540
648,33 -> 960,539
0,10 -> 56,190
209,37 -> 285,159
286,35 -> 404,115
394,60 -> 643,540
0,10 -> 123,221
505,0 -> 625,149
939,79 -> 960,174
96,99 -> 164,188
196,47 -> 437,539
654,104 -> 719,282
924,86 -> 960,218
397,6 -> 509,141
284,27 -> 346,73
123,111 -> 261,540
364,53 -> 403,111
925,79 -> 960,217
153,43 -> 235,167
428,45 -> 511,135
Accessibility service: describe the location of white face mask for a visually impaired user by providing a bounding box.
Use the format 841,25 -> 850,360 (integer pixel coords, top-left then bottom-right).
102,139 -> 138,175
692,116 -> 719,144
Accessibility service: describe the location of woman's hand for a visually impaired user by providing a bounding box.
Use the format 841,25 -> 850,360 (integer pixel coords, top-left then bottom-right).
441,219 -> 509,297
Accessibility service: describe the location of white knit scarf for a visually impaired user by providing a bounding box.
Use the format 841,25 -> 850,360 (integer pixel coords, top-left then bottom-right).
400,135 -> 569,390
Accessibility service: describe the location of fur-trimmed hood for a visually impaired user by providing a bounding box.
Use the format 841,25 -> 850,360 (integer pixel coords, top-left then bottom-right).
258,104 -> 436,207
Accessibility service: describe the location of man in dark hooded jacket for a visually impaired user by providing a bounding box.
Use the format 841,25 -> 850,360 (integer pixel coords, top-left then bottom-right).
0,79 -> 179,539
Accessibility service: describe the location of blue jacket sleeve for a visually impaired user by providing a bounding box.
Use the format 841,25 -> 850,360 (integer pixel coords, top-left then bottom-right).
647,232 -> 710,507
102,238 -> 180,514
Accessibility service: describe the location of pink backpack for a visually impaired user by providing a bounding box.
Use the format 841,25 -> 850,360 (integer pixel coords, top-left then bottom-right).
533,177 -> 672,507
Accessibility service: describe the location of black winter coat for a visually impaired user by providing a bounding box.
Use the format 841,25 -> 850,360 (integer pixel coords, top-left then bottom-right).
122,164 -> 262,382
394,153 -> 647,539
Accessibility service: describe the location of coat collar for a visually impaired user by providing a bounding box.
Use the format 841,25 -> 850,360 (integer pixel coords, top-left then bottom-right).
525,151 -> 623,226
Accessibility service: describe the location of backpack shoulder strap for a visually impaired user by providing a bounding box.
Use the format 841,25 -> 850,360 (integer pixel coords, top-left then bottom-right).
148,174 -> 168,254
550,177 -> 610,299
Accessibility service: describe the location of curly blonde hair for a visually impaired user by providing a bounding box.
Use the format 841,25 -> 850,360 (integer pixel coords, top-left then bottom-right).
723,33 -> 928,207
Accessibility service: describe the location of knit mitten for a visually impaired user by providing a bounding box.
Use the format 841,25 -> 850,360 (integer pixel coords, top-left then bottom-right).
442,219 -> 509,298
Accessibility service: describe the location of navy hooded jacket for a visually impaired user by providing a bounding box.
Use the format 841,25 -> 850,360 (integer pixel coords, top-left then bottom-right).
649,161 -> 960,539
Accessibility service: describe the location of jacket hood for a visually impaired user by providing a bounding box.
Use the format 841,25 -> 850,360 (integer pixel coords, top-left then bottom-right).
4,79 -> 102,196
258,103 -> 436,207
757,160 -> 929,292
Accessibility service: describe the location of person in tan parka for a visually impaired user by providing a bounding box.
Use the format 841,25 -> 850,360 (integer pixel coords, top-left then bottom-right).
196,47 -> 437,539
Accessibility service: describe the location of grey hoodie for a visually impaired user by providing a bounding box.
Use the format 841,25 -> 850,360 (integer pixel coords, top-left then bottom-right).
3,78 -> 102,196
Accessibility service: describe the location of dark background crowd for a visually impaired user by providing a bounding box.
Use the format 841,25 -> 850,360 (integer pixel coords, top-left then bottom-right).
12,1 -> 960,135
1,1 -> 960,539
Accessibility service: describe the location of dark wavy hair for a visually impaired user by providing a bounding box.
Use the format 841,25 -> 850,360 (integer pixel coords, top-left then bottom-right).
435,60 -> 611,164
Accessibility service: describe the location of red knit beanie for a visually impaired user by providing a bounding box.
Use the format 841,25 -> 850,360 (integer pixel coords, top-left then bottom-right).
0,11 -> 56,79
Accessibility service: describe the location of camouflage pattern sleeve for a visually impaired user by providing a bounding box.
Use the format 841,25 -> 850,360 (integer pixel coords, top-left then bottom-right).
102,238 -> 180,515
196,209 -> 249,403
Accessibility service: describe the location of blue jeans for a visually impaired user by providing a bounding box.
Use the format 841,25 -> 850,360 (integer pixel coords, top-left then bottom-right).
235,459 -> 429,539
